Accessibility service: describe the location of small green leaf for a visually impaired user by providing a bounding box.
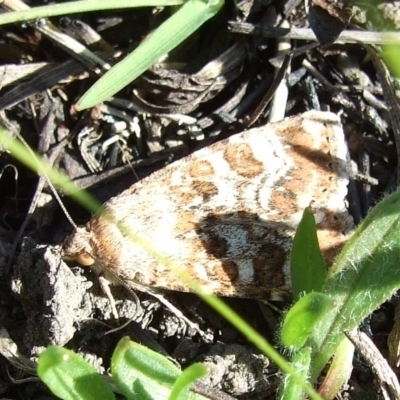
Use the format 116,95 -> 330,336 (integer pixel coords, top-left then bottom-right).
112,338 -> 207,400
37,346 -> 115,400
169,363 -> 208,400
281,292 -> 334,350
77,0 -> 224,109
281,346 -> 312,400
112,337 -> 181,400
290,208 -> 327,299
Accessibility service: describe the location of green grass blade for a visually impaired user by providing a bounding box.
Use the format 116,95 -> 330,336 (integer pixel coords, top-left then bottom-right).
0,1 -> 184,26
77,0 -> 224,109
0,128 -> 102,214
38,346 -> 115,400
197,294 -> 322,400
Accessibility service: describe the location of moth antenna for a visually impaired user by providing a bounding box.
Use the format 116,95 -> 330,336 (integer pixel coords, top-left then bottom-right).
117,140 -> 140,183
20,129 -> 79,229
6,125 -> 78,270
98,268 -> 202,335
45,176 -> 79,230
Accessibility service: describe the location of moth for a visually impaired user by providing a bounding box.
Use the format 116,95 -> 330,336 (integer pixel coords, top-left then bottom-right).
62,111 -> 353,302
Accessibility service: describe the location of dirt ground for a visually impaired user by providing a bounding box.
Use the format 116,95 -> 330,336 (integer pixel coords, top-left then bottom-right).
1,0 -> 400,399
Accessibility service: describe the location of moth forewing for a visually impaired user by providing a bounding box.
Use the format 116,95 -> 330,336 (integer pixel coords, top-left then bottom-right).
62,111 -> 353,300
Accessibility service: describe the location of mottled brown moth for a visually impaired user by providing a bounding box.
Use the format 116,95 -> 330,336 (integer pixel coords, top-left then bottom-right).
62,111 -> 353,301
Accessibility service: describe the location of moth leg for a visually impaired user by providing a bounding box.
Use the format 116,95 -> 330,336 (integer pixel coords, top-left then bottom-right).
148,291 -> 202,334
100,284 -> 144,336
98,275 -> 119,320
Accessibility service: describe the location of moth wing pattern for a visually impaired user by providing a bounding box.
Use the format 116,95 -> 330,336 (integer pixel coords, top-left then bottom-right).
64,111 -> 353,300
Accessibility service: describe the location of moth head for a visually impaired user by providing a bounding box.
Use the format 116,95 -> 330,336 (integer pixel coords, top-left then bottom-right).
61,225 -> 95,266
